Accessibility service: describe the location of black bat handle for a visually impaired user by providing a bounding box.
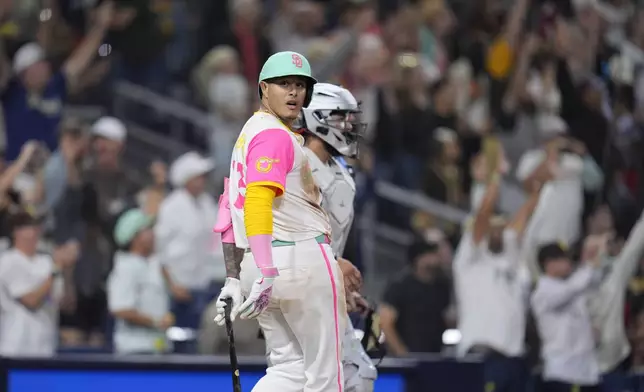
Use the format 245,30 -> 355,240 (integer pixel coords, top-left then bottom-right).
224,297 -> 233,321
224,298 -> 241,392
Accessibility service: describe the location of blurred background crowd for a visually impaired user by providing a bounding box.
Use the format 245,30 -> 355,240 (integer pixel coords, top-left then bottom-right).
1,0 -> 644,390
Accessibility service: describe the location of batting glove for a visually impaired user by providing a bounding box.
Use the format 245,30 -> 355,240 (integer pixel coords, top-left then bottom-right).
214,278 -> 243,325
238,276 -> 274,320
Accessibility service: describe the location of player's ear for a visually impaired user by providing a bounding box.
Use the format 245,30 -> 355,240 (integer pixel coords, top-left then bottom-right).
260,81 -> 269,98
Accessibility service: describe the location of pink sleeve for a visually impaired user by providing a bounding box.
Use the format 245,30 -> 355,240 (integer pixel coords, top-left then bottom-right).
213,177 -> 235,243
246,129 -> 295,194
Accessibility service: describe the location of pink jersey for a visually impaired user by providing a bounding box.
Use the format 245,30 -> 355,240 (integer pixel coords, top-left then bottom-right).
228,111 -> 331,248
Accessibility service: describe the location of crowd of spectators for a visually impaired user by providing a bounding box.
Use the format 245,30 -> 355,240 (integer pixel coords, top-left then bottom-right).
0,0 -> 644,390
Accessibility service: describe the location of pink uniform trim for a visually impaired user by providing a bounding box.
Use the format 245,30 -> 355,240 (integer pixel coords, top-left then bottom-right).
246,128 -> 295,193
213,177 -> 235,243
318,243 -> 343,392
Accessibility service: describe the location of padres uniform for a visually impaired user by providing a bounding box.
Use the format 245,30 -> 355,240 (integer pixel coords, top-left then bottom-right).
305,148 -> 377,392
229,111 -> 347,392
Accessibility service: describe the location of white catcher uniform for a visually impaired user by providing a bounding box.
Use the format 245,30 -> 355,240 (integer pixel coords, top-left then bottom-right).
229,111 -> 348,392
305,148 -> 378,392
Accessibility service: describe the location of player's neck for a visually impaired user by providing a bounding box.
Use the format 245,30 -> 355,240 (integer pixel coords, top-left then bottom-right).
259,104 -> 293,129
307,137 -> 331,163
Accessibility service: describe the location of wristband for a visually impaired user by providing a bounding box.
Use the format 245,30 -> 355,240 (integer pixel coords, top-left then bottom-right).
260,267 -> 279,278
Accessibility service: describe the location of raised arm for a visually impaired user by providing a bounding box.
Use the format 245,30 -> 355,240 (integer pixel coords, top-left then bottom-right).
472,156 -> 505,244
532,265 -> 597,312
612,210 -> 644,287
503,0 -> 530,50
507,181 -> 543,239
516,143 -> 559,193
62,1 -> 113,86
0,142 -> 38,195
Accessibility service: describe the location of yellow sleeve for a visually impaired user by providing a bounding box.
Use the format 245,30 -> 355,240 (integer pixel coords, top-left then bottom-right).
244,184 -> 278,237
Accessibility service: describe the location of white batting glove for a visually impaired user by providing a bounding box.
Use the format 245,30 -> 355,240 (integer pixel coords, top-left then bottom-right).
238,276 -> 274,320
214,278 -> 243,325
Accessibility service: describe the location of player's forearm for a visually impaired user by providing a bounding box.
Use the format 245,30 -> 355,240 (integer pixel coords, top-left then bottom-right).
223,243 -> 245,279
244,184 -> 279,277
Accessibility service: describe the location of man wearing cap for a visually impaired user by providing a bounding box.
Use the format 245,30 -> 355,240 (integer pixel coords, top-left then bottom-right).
58,115 -> 138,347
1,1 -> 114,161
516,134 -> 603,274
155,152 -> 220,352
108,208 -> 174,354
0,211 -> 78,356
90,116 -> 128,179
83,116 -> 137,226
214,51 -> 346,391
532,242 -> 604,392
454,158 -> 543,392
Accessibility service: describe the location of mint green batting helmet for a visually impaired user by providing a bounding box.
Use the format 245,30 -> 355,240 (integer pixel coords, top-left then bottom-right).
258,51 -> 317,107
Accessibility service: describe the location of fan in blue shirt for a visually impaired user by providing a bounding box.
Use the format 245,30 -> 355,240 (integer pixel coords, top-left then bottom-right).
0,1 -> 116,160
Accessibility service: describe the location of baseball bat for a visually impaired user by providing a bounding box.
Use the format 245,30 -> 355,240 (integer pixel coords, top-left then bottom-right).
224,298 -> 242,392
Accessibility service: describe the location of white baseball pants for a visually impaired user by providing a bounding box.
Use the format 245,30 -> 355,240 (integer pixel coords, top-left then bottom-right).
240,237 -> 347,392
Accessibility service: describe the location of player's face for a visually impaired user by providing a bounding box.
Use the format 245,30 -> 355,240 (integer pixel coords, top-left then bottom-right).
327,111 -> 355,132
263,76 -> 307,121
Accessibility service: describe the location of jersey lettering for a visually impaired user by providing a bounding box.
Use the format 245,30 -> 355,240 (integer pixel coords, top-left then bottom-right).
233,160 -> 246,209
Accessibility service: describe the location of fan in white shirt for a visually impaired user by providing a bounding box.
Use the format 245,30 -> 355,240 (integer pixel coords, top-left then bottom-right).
516,136 -> 603,276
155,152 -> 221,346
586,209 -> 644,378
531,241 -> 605,392
0,212 -> 78,357
454,157 -> 543,392
108,209 -> 174,354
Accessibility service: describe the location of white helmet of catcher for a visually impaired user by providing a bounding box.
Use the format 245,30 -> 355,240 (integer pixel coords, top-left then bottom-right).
297,83 -> 366,158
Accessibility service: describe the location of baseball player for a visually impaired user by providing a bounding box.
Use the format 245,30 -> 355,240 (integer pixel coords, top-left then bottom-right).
212,51 -> 347,392
297,83 -> 377,392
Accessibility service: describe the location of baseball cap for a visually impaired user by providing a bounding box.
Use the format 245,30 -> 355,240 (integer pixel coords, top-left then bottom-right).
91,116 -> 127,142
169,152 -> 214,187
13,42 -> 45,74
114,209 -> 154,247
